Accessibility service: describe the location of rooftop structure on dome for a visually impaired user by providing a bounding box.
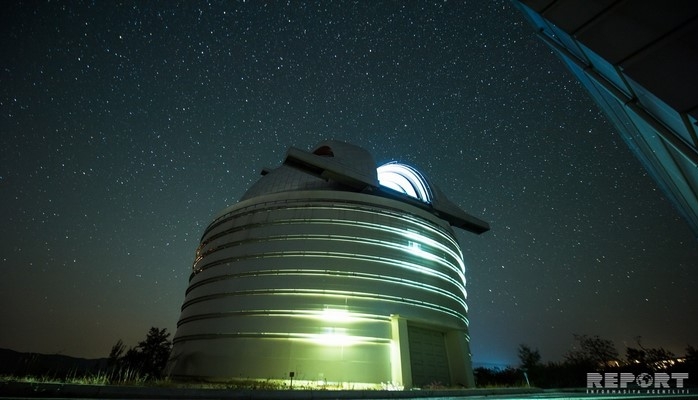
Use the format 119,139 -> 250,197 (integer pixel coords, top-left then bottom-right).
165,140 -> 489,388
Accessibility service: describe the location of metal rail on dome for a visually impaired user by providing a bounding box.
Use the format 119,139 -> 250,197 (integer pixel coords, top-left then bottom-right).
377,162 -> 433,204
283,147 -> 490,234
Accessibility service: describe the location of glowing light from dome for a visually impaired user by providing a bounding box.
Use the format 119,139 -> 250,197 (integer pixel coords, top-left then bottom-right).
377,162 -> 432,203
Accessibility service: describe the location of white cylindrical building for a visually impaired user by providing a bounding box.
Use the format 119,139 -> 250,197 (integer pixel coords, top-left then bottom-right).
165,141 -> 489,388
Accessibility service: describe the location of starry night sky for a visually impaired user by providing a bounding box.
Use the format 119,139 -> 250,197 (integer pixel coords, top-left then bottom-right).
1,1 -> 696,367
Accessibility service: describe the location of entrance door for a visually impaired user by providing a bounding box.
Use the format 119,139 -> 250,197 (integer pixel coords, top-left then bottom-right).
408,325 -> 450,387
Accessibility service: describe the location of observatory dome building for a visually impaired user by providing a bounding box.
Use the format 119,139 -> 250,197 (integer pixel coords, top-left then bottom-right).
165,141 -> 489,388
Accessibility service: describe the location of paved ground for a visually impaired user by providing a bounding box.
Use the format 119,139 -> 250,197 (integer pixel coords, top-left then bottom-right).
1,382 -> 697,400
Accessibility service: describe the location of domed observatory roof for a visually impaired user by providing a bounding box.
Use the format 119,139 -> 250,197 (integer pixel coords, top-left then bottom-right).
237,140 -> 488,234
166,140 -> 489,389
240,140 -> 380,201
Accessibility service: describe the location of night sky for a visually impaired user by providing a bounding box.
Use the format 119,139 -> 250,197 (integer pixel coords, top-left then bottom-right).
2,1 -> 696,368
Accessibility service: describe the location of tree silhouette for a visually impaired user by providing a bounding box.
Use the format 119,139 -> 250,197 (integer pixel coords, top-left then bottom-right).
564,334 -> 618,368
626,337 -> 676,371
518,344 -> 541,370
686,345 -> 697,364
626,346 -> 645,365
110,327 -> 172,380
474,339 -> 698,389
108,339 -> 126,367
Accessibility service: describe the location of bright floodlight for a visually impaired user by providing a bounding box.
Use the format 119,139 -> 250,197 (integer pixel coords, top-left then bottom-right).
377,162 -> 432,203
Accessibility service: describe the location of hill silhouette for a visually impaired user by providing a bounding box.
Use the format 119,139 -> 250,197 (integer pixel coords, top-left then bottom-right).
0,348 -> 107,378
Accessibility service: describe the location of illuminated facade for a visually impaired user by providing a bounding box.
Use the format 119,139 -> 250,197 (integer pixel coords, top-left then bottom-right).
512,1 -> 698,236
165,141 -> 489,388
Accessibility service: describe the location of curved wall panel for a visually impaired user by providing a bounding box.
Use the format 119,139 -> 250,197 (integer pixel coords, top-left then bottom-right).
167,191 -> 469,386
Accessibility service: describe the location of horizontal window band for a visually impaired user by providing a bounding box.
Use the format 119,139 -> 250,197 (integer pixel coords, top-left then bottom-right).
176,309 -> 391,327
197,232 -> 463,277
180,288 -> 469,326
206,197 -> 453,233
191,251 -> 466,300
185,269 -> 467,312
204,201 -> 459,251
195,237 -> 463,284
172,332 -> 392,345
